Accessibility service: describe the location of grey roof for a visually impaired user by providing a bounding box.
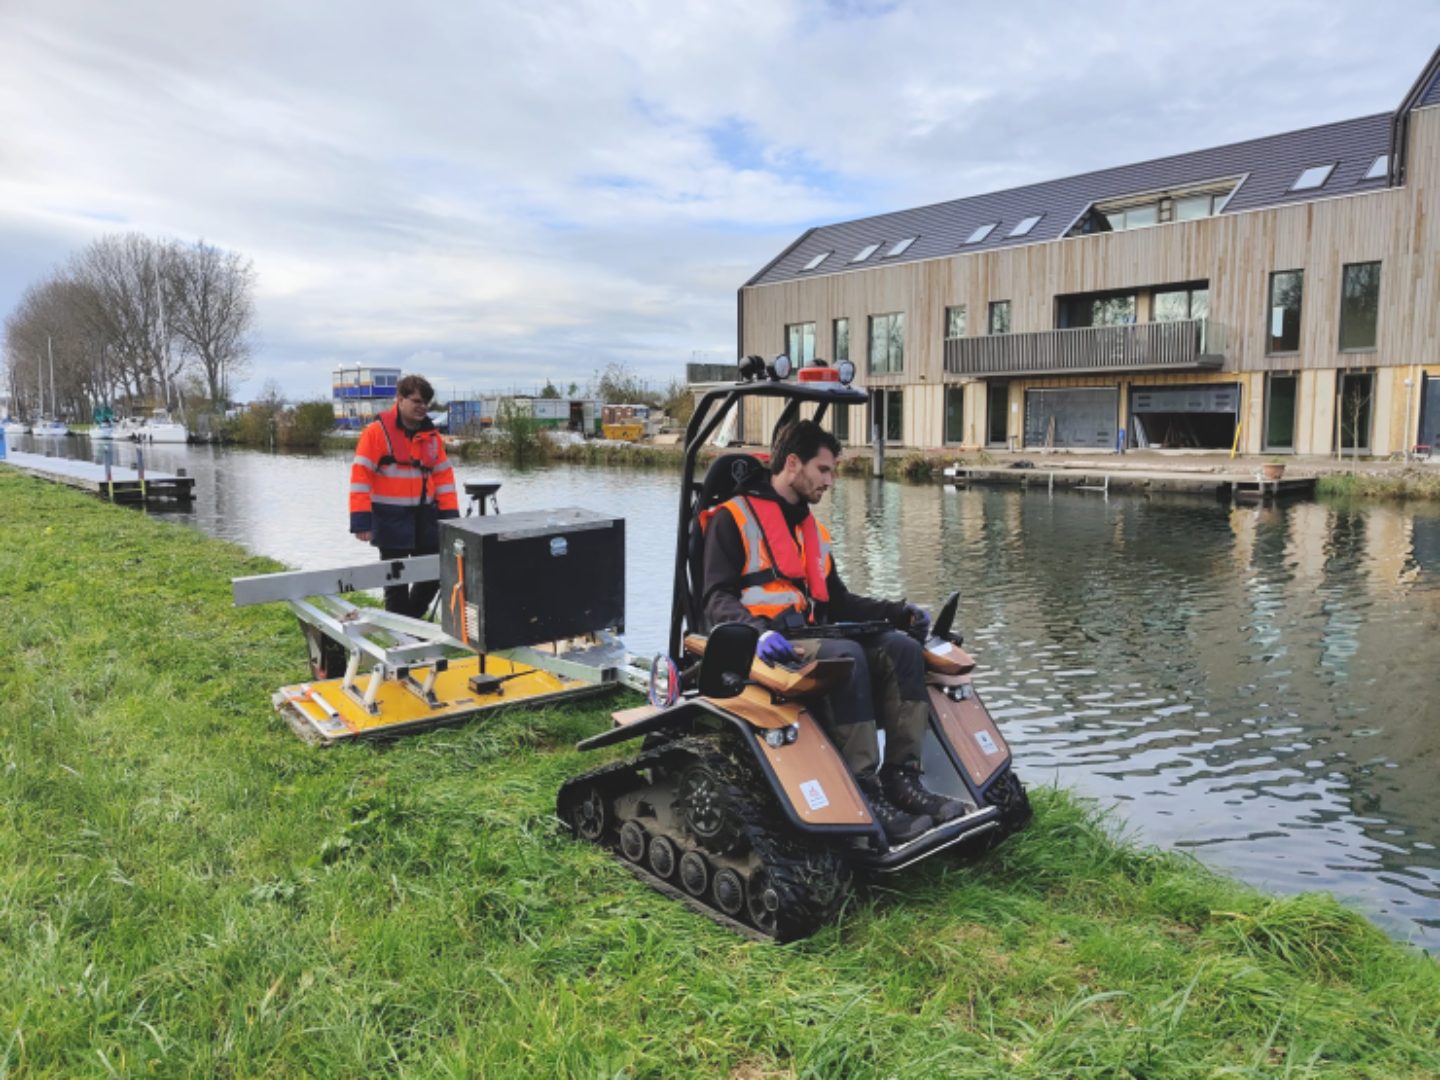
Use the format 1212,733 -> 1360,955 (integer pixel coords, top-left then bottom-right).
747,112 -> 1393,287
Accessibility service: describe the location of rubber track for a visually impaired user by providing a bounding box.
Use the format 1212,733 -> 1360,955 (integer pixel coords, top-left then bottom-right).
557,737 -> 853,942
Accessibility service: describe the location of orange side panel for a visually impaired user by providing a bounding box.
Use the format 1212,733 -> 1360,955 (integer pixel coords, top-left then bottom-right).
754,709 -> 873,828
929,681 -> 1009,788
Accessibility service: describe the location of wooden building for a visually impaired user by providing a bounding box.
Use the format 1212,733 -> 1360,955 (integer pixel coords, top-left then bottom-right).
737,48 -> 1440,458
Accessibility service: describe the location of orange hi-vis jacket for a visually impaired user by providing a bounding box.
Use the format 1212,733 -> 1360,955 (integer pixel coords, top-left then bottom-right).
348,408 -> 459,550
714,494 -> 833,623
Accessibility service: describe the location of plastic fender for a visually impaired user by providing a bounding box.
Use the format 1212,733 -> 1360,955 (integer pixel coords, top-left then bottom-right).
926,676 -> 1010,791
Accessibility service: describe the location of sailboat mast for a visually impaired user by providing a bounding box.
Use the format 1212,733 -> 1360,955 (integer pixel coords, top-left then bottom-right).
48,336 -> 56,418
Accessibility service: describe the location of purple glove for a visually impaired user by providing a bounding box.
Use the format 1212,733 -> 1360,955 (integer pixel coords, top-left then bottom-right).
757,630 -> 799,665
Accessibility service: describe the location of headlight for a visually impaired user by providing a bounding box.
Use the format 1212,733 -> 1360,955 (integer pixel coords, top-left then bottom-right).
769,353 -> 793,381
836,359 -> 856,385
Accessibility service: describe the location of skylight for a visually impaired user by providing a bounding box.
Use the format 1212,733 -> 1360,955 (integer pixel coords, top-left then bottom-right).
964,222 -> 997,244
1008,215 -> 1042,238
1292,163 -> 1335,191
885,236 -> 918,257
802,251 -> 831,271
851,243 -> 880,263
1365,155 -> 1388,181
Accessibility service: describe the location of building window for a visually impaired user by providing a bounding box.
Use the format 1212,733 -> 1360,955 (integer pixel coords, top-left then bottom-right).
802,251 -> 831,271
1009,214 -> 1042,237
867,389 -> 903,444
1267,270 -> 1303,353
786,322 -> 816,365
1292,163 -> 1335,191
1339,262 -> 1380,351
886,389 -> 903,443
833,318 -> 849,363
964,222 -> 997,244
1058,291 -> 1135,328
987,382 -> 1009,445
944,305 -> 966,339
1337,370 -> 1373,452
832,402 -> 850,442
988,301 -> 1011,335
1264,372 -> 1297,452
1365,155 -> 1388,181
851,243 -> 880,263
1107,204 -> 1158,230
1077,179 -> 1238,236
885,236 -> 918,257
944,385 -> 965,444
868,313 -> 904,374
1153,284 -> 1209,322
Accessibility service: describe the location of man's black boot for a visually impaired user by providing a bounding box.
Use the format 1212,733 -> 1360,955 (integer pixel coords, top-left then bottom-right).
881,762 -> 966,823
858,776 -> 933,844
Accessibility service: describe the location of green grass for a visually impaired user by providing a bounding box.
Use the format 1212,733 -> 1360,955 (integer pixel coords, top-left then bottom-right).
2,467 -> 1438,1078
1316,469 -> 1440,501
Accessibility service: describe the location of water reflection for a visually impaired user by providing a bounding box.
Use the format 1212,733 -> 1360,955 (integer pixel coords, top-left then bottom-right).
11,434 -> 1440,945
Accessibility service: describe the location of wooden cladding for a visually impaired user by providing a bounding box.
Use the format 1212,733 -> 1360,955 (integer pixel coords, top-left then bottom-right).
944,318 -> 1224,378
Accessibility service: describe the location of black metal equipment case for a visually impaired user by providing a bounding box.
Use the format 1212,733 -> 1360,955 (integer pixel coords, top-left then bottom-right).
440,508 -> 625,652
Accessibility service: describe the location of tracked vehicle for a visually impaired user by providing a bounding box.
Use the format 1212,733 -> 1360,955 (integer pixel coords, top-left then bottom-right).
557,357 -> 1031,941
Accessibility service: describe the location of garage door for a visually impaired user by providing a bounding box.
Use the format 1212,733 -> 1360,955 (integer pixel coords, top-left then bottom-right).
1130,382 -> 1240,450
1023,387 -> 1119,449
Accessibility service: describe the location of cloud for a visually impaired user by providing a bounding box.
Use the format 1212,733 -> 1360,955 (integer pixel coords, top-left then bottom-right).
1,0 -> 1437,399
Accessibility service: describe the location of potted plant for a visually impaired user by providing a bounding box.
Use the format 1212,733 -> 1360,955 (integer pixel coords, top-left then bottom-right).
1261,457 -> 1286,481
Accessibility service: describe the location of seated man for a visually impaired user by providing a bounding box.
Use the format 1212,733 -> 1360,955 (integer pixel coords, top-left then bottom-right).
702,419 -> 963,843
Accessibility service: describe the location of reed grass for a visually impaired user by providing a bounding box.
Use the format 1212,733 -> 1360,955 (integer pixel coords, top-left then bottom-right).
2,468 -> 1438,1077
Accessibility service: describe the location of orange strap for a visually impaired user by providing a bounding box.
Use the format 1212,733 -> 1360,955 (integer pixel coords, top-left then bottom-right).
449,549 -> 469,643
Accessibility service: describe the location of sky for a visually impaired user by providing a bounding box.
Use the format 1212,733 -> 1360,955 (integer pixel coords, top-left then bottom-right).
1,1 -> 1438,403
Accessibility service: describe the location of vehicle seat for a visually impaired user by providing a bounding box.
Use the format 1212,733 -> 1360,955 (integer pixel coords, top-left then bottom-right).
685,452 -> 766,642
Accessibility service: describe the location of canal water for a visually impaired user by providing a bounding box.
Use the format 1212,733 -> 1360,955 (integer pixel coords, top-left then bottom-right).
12,434 -> 1440,947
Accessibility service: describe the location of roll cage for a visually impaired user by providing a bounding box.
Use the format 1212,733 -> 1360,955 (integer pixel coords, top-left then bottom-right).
668,375 -> 869,659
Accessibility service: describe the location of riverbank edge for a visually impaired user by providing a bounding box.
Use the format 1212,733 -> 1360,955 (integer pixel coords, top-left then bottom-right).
4,466 -> 1437,1076
316,432 -> 1440,500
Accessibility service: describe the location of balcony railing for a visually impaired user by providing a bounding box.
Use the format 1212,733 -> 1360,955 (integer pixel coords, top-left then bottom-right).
944,318 -> 1225,378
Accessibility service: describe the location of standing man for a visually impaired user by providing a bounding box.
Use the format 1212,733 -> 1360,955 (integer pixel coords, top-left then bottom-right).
349,374 -> 459,617
702,419 -> 964,844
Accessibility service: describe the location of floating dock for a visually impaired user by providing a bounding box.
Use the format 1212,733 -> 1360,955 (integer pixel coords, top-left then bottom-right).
1,450 -> 195,505
941,462 -> 1316,504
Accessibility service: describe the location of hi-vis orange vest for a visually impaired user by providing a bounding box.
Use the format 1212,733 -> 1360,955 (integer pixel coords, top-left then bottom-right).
715,495 -> 833,622
349,408 -> 458,548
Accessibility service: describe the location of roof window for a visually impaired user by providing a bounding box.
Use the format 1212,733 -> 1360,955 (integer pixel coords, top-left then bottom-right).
1292,163 -> 1335,191
964,222 -> 997,244
885,236 -> 918,257
851,243 -> 880,263
1008,215 -> 1042,238
802,251 -> 831,271
1364,155 -> 1388,181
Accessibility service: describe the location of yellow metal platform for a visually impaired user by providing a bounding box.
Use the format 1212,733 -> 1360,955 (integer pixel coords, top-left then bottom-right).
273,653 -> 609,745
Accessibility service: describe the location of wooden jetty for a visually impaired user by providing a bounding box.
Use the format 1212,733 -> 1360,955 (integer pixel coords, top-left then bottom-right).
941,462 -> 1315,504
2,450 -> 195,505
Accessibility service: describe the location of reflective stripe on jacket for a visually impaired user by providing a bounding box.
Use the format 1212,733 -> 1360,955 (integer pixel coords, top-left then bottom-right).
717,495 -> 833,622
349,408 -> 459,549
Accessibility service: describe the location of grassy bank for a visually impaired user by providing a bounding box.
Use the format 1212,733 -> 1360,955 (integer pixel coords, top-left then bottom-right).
5,468 -> 1438,1077
1316,468 -> 1440,501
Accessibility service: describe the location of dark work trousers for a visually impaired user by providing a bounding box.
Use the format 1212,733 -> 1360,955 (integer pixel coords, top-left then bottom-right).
806,630 -> 929,779
378,545 -> 440,619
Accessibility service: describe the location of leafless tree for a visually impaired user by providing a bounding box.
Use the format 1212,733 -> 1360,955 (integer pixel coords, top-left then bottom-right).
71,234 -> 174,405
167,239 -> 255,406
3,274 -> 111,420
6,232 -> 258,419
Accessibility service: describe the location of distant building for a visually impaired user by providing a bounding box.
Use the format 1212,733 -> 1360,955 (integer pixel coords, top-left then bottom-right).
738,47 -> 1440,457
331,366 -> 401,430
